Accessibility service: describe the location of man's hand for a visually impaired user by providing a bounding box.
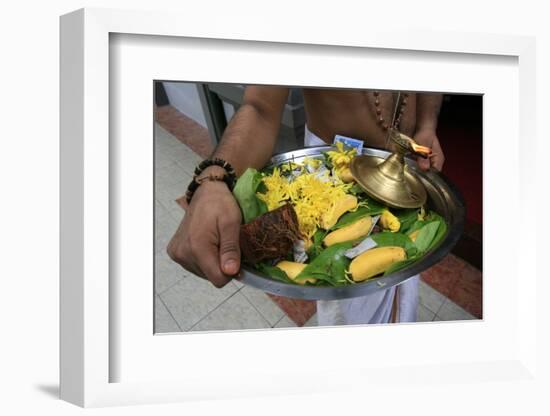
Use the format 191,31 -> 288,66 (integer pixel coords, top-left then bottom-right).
166,86 -> 288,288
167,179 -> 242,288
413,128 -> 445,171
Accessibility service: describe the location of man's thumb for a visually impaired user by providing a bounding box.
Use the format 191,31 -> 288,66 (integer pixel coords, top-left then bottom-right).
218,222 -> 241,275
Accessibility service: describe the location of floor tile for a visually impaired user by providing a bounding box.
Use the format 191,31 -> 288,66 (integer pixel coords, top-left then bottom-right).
266,294 -> 316,327
274,315 -> 298,328
229,280 -> 243,291
155,205 -> 179,254
155,249 -> 187,294
154,121 -> 203,175
169,144 -> 203,177
416,303 -> 436,322
154,295 -> 182,333
421,254 -> 466,297
418,280 -> 447,314
155,161 -> 191,188
155,123 -> 185,149
435,298 -> 478,321
231,277 -> 244,288
190,292 -> 271,332
448,279 -> 482,319
155,107 -> 215,158
156,245 -> 242,295
155,143 -> 175,170
240,285 -> 285,326
155,178 -> 189,222
155,200 -> 165,217
160,274 -> 239,330
303,313 -> 318,327
447,261 -> 483,318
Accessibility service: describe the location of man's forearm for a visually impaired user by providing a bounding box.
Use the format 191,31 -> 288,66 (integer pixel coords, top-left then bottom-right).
416,93 -> 443,133
208,86 -> 289,176
212,103 -> 280,175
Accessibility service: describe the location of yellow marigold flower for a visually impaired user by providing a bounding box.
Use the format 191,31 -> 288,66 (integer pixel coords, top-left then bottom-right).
303,157 -> 323,170
326,142 -> 357,169
281,161 -> 302,172
257,168 -> 352,238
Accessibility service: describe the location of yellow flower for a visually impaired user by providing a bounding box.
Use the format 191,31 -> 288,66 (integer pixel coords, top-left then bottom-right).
257,167 -> 289,211
326,142 -> 357,169
303,157 -> 323,170
281,161 -> 302,173
257,168 -> 352,238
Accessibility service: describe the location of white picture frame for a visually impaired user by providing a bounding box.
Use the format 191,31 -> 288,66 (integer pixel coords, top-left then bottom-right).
60,7 -> 539,408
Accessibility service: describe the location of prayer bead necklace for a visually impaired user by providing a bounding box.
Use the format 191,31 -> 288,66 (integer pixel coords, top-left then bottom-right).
373,91 -> 409,131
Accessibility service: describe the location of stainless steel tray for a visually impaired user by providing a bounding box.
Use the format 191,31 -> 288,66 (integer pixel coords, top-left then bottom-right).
237,146 -> 465,300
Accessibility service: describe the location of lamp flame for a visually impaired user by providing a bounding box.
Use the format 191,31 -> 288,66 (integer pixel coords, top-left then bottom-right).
410,142 -> 432,158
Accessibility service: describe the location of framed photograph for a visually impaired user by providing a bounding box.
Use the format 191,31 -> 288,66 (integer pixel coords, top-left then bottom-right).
152,80 -> 482,332
60,7 -> 537,408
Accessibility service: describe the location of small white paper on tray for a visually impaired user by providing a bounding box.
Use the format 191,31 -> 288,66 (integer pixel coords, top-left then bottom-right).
345,237 -> 377,259
293,240 -> 308,263
344,214 -> 381,259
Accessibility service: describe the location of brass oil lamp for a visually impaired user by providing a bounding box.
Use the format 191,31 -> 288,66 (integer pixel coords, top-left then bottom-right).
350,128 -> 433,209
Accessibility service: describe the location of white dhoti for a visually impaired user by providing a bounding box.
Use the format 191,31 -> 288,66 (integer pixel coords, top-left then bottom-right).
304,125 -> 419,325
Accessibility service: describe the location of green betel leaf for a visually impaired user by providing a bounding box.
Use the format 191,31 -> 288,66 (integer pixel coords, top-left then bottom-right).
320,151 -> 333,169
405,212 -> 448,254
295,242 -> 353,285
362,195 -> 387,211
332,207 -> 369,230
348,183 -> 366,196
307,228 -> 328,262
383,258 -> 419,276
414,221 -> 441,253
425,213 -> 447,250
406,220 -> 427,235
232,168 -> 268,223
394,208 -> 420,234
371,231 -> 416,255
428,217 -> 447,250
426,212 -> 444,223
255,262 -> 294,284
332,204 -> 384,231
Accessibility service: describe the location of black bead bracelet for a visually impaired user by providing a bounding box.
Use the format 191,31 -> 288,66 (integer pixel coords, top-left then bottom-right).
185,158 -> 237,204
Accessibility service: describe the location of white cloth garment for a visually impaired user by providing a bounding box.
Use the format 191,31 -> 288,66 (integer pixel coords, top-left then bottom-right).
304,125 -> 419,325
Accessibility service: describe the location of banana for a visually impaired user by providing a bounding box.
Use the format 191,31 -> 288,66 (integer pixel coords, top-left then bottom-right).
275,261 -> 316,285
349,246 -> 406,282
337,167 -> 355,183
320,194 -> 358,229
323,216 -> 372,247
379,209 -> 401,232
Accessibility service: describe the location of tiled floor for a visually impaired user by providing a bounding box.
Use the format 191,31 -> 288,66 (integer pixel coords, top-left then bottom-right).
154,117 -> 478,333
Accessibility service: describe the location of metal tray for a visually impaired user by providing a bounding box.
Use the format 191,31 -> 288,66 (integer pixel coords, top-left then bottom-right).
237,146 -> 465,300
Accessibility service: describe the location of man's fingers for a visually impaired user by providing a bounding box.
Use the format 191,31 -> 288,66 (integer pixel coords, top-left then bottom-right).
430,141 -> 445,171
194,242 -> 231,288
430,154 -> 444,171
218,218 -> 241,276
413,133 -> 445,172
417,156 -> 430,171
167,240 -> 204,279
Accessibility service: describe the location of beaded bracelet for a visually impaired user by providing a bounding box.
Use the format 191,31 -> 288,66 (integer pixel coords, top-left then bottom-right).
193,158 -> 236,178
185,158 -> 237,203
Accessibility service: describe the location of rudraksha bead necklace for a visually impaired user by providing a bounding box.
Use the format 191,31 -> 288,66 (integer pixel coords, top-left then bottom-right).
373,91 -> 409,131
